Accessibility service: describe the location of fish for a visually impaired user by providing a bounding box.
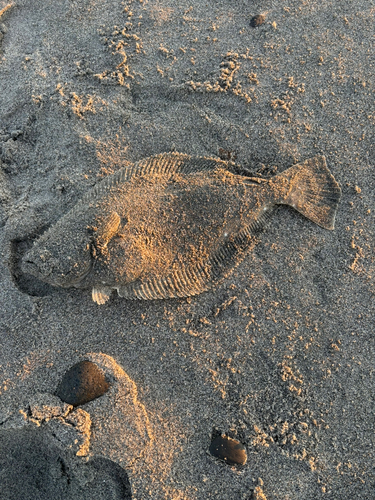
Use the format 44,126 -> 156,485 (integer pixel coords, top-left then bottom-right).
21,152 -> 341,305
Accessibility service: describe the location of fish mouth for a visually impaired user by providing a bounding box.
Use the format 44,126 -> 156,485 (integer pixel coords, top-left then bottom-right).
21,257 -> 92,288
62,260 -> 93,288
21,258 -> 52,279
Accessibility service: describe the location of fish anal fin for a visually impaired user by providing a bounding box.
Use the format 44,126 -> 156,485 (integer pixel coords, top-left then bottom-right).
79,153 -> 233,204
92,286 -> 112,305
117,266 -> 210,300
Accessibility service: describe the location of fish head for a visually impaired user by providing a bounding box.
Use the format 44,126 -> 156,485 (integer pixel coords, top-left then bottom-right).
22,215 -> 94,288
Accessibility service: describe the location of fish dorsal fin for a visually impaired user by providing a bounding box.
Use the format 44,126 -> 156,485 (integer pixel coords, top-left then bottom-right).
80,153 -> 229,204
94,211 -> 121,250
117,208 -> 277,300
128,153 -> 229,179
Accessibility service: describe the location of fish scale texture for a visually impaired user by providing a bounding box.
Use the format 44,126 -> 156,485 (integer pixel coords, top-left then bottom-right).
22,153 -> 340,304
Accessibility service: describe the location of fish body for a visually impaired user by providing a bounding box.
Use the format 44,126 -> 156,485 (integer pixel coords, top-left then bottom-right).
22,153 -> 341,304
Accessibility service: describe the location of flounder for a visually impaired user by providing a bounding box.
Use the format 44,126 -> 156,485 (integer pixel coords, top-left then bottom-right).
22,153 -> 341,304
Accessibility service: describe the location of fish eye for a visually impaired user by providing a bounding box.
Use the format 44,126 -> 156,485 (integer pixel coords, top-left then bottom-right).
85,226 -> 98,256
90,242 -> 97,258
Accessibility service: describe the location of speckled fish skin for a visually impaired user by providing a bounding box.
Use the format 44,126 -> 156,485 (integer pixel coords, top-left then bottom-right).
22,153 -> 341,304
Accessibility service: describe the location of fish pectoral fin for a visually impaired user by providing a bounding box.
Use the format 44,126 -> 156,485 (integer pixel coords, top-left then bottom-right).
95,211 -> 121,249
92,286 -> 112,305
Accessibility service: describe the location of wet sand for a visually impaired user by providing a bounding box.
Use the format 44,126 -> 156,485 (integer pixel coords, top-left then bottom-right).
0,1 -> 374,499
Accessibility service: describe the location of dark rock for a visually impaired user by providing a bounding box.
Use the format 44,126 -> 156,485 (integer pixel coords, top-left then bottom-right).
209,435 -> 247,465
56,360 -> 110,407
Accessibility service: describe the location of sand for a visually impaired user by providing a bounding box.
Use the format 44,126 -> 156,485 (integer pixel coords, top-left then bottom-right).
0,0 -> 374,499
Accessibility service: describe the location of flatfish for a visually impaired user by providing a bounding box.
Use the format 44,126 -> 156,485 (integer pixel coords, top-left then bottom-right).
22,153 -> 341,304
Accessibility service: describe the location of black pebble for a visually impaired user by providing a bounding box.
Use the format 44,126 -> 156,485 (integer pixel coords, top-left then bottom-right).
250,14 -> 266,27
209,435 -> 247,465
56,360 -> 110,406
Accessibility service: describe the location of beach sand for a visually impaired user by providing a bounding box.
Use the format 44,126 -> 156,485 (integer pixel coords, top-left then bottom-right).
0,1 -> 374,498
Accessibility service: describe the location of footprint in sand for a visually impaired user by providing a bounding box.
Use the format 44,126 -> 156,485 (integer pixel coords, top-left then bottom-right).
0,425 -> 132,500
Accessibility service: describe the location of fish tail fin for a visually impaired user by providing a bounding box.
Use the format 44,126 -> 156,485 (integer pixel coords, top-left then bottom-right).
273,156 -> 341,230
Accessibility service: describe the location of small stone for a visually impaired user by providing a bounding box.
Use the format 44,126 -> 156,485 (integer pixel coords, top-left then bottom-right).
10,130 -> 22,139
250,14 -> 266,27
218,148 -> 237,161
209,435 -> 247,465
56,360 -> 110,406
